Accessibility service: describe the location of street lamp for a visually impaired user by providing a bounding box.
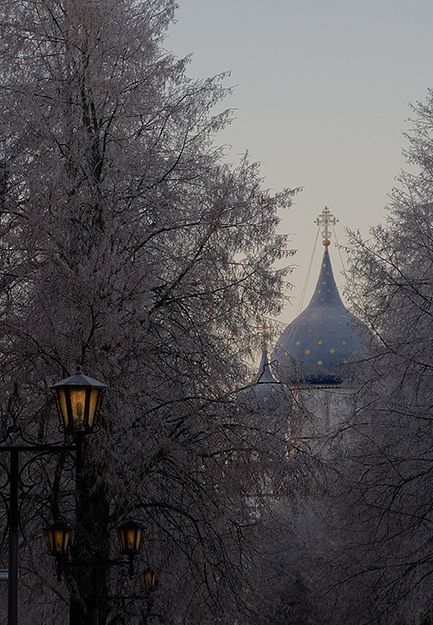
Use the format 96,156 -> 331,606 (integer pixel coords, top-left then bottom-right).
50,365 -> 108,434
45,518 -> 145,622
141,568 -> 158,593
50,365 -> 108,476
45,520 -> 72,557
118,520 -> 145,577
46,519 -> 145,575
0,366 -> 107,625
44,521 -> 72,581
117,520 -> 144,557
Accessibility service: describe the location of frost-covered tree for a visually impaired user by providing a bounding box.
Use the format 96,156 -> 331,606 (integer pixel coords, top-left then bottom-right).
333,88 -> 433,625
0,1 -> 298,623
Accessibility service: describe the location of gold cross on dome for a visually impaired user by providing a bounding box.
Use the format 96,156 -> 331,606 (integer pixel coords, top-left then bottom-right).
314,206 -> 339,248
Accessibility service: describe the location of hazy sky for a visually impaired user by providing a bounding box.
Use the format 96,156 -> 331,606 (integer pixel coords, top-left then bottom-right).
167,0 -> 433,324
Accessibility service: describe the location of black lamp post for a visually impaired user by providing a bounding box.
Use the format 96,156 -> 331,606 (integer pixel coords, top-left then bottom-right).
45,519 -> 145,624
0,366 -> 107,625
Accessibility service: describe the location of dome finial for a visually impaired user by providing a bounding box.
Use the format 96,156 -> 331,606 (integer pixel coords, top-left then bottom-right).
314,206 -> 339,248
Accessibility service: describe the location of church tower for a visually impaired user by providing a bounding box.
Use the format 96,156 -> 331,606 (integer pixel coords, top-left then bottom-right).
271,207 -> 370,442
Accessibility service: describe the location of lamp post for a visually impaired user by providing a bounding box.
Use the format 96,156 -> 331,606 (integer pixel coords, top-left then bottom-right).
45,519 -> 145,625
50,365 -> 108,474
0,366 -> 107,625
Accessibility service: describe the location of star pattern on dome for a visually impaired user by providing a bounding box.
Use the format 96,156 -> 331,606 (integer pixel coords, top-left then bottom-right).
271,242 -> 369,387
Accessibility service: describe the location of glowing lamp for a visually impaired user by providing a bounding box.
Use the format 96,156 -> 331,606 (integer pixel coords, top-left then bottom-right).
50,366 -> 108,434
117,521 -> 144,557
142,568 -> 158,592
45,521 -> 71,557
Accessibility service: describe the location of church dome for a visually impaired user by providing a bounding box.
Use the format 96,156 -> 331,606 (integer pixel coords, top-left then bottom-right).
272,209 -> 369,387
238,350 -> 292,413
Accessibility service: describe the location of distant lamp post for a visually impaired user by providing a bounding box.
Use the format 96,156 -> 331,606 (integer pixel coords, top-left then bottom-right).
118,521 -> 145,577
141,568 -> 158,593
50,365 -> 108,434
118,521 -> 144,557
45,520 -> 71,557
45,521 -> 72,581
141,568 -> 158,623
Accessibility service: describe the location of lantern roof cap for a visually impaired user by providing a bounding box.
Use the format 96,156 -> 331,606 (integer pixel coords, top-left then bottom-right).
46,519 -> 71,531
50,365 -> 108,390
118,519 -> 144,529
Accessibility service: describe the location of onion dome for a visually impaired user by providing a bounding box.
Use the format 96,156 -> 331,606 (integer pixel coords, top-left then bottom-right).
272,208 -> 369,387
238,350 -> 292,414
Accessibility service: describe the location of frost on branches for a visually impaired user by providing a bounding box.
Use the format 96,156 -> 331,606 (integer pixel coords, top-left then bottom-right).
0,1 -> 298,624
330,88 -> 433,625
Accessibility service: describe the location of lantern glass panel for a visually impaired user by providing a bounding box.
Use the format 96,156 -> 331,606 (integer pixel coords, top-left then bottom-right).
47,524 -> 70,556
118,523 -> 144,555
69,388 -> 88,429
142,569 -> 158,592
56,388 -> 69,429
87,388 -> 100,429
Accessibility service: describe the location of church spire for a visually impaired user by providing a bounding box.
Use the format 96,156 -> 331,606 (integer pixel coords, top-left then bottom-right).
272,207 -> 369,387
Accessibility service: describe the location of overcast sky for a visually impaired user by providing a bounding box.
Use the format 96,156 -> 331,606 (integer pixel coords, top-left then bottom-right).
166,0 -> 433,325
